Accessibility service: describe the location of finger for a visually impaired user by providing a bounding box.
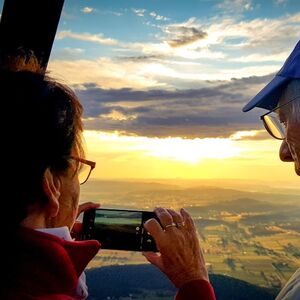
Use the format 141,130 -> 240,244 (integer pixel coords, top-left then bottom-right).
71,221 -> 82,240
167,209 -> 184,224
180,208 -> 195,231
144,218 -> 164,242
154,207 -> 173,228
77,202 -> 100,217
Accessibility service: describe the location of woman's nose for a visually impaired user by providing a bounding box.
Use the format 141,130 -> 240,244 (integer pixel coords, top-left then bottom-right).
279,140 -> 294,162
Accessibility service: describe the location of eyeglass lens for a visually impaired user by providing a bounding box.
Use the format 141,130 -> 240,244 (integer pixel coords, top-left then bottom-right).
262,114 -> 286,140
78,163 -> 92,185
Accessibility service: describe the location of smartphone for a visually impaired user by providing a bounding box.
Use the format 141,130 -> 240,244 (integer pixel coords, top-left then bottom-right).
81,208 -> 159,252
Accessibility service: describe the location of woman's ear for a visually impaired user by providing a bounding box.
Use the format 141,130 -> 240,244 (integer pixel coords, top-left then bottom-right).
43,168 -> 61,218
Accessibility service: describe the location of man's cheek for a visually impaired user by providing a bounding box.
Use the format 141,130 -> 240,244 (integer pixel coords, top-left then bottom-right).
286,128 -> 300,159
293,146 -> 300,173
295,163 -> 300,176
294,142 -> 300,159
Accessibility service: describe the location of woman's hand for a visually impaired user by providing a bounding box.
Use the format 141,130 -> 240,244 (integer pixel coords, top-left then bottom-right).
71,202 -> 100,240
143,207 -> 208,288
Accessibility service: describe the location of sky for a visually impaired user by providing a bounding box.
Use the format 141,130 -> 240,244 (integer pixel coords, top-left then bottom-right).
1,0 -> 300,184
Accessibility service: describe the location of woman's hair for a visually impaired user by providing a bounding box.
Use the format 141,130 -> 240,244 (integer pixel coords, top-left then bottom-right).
280,79 -> 300,122
1,55 -> 84,229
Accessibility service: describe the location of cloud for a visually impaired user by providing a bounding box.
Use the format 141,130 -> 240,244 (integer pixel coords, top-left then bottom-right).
116,55 -> 163,62
113,12 -> 299,65
127,40 -> 225,60
56,12 -> 300,71
49,53 -> 279,92
81,7 -> 93,14
132,8 -> 146,17
48,12 -> 300,140
71,74 -> 273,139
48,58 -> 166,89
205,13 -> 300,54
100,109 -> 138,121
51,48 -> 85,60
94,10 -> 123,16
56,30 -> 118,45
217,0 -> 253,13
229,52 -> 289,63
107,11 -> 123,17
230,130 -> 269,140
165,23 -> 208,48
118,11 -> 300,65
149,11 -> 169,21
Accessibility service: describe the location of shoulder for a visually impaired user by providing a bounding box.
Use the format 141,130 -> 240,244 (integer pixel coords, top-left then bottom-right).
3,228 -> 98,299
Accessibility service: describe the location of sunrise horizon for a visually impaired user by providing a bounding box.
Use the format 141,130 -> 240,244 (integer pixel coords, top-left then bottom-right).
1,0 -> 299,188
2,1 -> 300,297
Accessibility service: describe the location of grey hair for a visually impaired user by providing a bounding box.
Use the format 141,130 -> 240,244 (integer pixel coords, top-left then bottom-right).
279,79 -> 300,122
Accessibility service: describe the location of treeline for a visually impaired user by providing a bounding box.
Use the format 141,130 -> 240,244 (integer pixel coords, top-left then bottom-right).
86,264 -> 279,300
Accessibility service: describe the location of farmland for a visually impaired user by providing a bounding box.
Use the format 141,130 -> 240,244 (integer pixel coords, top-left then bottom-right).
81,179 -> 300,289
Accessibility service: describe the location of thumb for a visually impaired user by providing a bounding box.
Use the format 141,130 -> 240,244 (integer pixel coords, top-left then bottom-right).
143,252 -> 162,269
72,221 -> 82,233
71,221 -> 82,240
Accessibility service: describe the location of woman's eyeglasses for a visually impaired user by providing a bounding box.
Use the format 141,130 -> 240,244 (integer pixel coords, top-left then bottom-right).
70,156 -> 96,185
260,96 -> 299,140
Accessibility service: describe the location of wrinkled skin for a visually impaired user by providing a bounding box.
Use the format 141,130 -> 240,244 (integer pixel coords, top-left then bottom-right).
143,207 -> 208,288
54,159 -> 100,233
278,97 -> 300,176
22,154 -> 100,232
44,155 -> 209,288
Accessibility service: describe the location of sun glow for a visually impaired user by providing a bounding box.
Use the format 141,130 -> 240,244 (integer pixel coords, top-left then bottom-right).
135,137 -> 240,163
81,130 -> 298,182
84,130 -> 241,164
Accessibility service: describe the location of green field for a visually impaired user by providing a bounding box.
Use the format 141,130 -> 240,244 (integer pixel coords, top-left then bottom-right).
81,179 -> 300,290
88,220 -> 300,289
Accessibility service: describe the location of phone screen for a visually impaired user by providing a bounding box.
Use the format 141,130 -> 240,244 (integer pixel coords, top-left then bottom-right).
82,208 -> 158,252
95,209 -> 143,251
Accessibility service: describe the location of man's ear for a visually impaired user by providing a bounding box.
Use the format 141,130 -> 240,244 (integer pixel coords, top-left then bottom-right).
43,168 -> 61,218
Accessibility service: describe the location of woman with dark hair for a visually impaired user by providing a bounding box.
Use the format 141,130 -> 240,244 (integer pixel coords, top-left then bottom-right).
0,56 -> 215,300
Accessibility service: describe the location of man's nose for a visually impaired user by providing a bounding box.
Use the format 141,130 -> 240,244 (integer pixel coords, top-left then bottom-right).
279,140 -> 294,162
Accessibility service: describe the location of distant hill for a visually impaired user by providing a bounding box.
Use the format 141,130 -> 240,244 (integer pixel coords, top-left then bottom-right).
86,264 -> 279,300
80,179 -> 300,210
198,198 -> 287,213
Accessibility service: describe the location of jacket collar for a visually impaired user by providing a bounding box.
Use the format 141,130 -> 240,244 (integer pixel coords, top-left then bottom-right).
19,226 -> 101,277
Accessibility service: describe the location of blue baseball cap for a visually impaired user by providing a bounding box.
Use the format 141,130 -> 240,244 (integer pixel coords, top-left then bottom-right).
243,40 -> 300,112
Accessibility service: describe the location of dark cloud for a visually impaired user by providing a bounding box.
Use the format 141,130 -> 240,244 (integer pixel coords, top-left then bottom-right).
167,26 -> 208,48
83,120 -> 262,139
219,73 -> 275,87
116,55 -> 163,61
76,85 -> 243,104
76,74 -> 273,139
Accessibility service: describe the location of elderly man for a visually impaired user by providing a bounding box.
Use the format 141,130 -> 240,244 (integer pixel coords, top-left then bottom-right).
243,40 -> 300,299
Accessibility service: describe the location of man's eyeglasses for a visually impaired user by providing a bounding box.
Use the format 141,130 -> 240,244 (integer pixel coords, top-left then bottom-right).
70,156 -> 96,185
260,96 -> 299,140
